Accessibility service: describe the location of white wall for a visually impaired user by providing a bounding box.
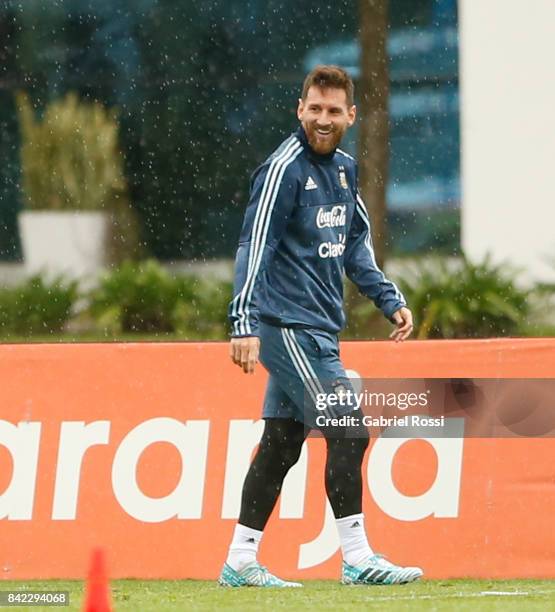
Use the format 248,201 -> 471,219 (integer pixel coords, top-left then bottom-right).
459,0 -> 555,282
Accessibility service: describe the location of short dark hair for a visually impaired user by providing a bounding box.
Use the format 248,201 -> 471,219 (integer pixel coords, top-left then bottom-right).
301,65 -> 355,107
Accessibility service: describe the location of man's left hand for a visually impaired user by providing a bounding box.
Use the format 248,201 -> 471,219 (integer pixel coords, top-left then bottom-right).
390,307 -> 414,342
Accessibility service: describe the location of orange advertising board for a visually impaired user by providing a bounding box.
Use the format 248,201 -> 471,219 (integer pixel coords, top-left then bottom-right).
0,338 -> 554,580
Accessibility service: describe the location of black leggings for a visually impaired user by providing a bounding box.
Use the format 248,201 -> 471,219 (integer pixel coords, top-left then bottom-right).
239,417 -> 370,531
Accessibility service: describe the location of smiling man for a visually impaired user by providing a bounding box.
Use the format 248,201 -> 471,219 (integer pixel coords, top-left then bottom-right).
221,66 -> 421,588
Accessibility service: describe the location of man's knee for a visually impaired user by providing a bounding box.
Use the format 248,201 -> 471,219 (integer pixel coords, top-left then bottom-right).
276,441 -> 304,472
258,419 -> 306,473
266,428 -> 305,471
322,414 -> 369,443
355,423 -> 370,452
324,418 -> 370,459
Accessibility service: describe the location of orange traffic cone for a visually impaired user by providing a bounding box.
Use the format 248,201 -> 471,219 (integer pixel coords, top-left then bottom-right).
83,547 -> 112,612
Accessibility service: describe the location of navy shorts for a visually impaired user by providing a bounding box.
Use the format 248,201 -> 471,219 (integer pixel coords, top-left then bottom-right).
258,321 -> 357,428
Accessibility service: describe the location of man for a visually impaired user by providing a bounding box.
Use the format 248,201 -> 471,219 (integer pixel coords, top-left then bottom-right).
220,65 -> 422,588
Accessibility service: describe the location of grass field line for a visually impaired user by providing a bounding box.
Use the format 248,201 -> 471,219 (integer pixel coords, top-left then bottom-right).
341,588 -> 555,602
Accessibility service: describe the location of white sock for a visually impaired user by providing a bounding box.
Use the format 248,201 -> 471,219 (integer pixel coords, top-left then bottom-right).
226,524 -> 263,571
335,513 -> 374,567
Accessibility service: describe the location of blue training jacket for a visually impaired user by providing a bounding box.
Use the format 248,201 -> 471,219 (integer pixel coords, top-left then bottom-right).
229,126 -> 406,337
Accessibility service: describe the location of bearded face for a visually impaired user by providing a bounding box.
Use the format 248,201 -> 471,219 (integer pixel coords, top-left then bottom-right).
297,86 -> 356,155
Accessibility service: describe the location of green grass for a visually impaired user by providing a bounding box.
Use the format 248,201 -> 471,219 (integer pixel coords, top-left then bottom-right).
1,579 -> 554,611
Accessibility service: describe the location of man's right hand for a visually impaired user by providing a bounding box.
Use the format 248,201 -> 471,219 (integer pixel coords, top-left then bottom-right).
230,336 -> 260,374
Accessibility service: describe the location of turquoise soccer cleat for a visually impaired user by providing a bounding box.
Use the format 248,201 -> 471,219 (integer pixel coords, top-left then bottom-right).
218,562 -> 303,588
342,554 -> 423,585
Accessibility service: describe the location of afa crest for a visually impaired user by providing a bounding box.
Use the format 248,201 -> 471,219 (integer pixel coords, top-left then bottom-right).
339,168 -> 348,190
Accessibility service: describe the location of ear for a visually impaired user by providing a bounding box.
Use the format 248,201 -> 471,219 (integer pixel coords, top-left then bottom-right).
347,105 -> 357,127
297,98 -> 304,121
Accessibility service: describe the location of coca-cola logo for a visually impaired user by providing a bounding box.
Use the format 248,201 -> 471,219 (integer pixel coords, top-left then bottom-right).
316,205 -> 346,229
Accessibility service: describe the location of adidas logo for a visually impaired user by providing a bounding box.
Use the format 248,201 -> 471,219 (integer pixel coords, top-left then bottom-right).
304,176 -> 317,190
246,537 -> 256,543
350,521 -> 361,528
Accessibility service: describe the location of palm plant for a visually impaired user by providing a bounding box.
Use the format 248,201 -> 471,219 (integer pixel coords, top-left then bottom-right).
17,92 -> 127,211
398,256 -> 529,339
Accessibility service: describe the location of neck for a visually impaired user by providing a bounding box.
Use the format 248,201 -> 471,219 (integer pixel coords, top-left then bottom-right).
297,126 -> 337,162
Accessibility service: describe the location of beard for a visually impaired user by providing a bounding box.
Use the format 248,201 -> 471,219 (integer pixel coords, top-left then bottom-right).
304,122 -> 346,154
